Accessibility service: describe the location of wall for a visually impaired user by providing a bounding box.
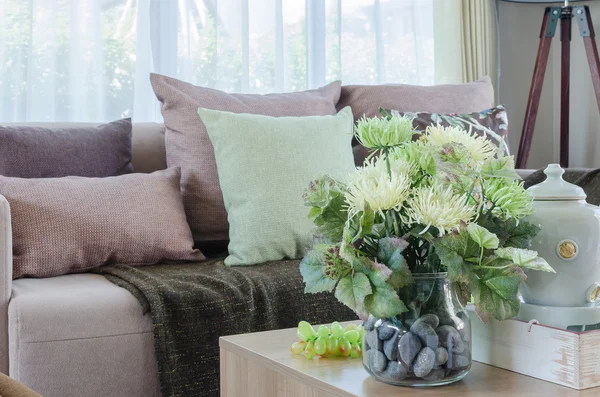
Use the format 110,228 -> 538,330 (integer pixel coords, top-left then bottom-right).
497,0 -> 600,169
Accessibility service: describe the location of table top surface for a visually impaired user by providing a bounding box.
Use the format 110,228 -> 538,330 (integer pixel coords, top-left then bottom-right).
219,322 -> 599,397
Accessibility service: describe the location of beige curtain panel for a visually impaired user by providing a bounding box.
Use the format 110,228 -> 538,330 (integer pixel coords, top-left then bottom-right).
434,0 -> 498,88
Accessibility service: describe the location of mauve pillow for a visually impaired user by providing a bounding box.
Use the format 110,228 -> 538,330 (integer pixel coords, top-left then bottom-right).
0,167 -> 204,279
150,73 -> 342,243
0,118 -> 134,177
337,77 -> 496,165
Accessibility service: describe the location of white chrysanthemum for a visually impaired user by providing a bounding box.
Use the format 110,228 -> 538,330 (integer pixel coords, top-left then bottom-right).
405,183 -> 476,234
355,115 -> 415,150
346,158 -> 411,216
426,124 -> 496,162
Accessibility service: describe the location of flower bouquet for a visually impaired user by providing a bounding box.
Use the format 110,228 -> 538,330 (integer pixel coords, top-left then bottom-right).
300,110 -> 554,386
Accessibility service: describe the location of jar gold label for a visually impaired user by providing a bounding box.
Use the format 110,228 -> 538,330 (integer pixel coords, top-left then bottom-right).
591,286 -> 600,302
558,242 -> 577,259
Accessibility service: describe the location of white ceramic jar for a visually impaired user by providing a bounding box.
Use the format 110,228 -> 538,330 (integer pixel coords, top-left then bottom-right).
522,164 -> 600,307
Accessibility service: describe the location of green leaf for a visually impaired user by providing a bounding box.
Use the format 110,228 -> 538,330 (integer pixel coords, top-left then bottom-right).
467,223 -> 499,249
433,232 -> 478,283
299,249 -> 336,294
334,273 -> 372,314
364,283 -> 408,318
313,194 -> 347,241
377,237 -> 412,288
521,257 -> 555,273
377,237 -> 408,270
478,217 -> 540,250
453,281 -> 471,306
471,266 -> 526,322
496,247 -> 555,273
505,221 -> 541,249
307,206 -> 322,220
495,247 -> 536,264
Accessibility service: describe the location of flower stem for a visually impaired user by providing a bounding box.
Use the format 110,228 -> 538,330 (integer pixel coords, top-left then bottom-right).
473,264 -> 513,270
384,147 -> 392,179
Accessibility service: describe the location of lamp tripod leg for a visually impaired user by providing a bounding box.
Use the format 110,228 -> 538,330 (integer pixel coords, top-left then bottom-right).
577,6 -> 600,115
560,9 -> 572,167
516,8 -> 558,169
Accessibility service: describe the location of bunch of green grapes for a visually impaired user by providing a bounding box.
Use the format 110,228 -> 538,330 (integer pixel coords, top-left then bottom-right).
290,321 -> 365,360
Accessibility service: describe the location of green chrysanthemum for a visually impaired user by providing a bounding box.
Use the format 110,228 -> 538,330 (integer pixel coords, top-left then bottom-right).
405,183 -> 476,234
483,178 -> 533,220
390,140 -> 436,176
345,157 -> 411,216
355,115 -> 415,150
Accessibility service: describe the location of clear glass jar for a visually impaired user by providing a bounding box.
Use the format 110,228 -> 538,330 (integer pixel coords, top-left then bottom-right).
362,273 -> 471,387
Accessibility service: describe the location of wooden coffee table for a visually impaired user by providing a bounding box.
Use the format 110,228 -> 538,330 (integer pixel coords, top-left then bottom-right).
219,322 -> 599,396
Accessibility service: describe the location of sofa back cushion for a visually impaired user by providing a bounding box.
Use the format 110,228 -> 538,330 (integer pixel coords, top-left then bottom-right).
337,77 -> 495,120
0,119 -> 135,177
151,73 -> 342,243
337,77 -> 496,165
0,168 -> 203,279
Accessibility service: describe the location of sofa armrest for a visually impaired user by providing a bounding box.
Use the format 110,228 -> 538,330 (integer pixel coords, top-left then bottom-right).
0,195 -> 12,374
517,169 -> 536,180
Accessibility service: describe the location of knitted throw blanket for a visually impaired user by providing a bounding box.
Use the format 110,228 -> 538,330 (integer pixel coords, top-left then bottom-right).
95,259 -> 356,397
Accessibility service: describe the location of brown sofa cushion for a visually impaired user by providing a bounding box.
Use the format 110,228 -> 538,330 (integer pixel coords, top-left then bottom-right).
0,168 -> 203,279
338,77 -> 495,120
0,119 -> 134,177
150,73 -> 342,242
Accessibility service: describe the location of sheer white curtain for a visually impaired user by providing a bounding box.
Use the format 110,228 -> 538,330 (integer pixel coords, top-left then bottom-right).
0,0 -> 435,122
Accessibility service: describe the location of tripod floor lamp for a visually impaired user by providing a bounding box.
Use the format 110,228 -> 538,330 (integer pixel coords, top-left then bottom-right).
505,0 -> 600,168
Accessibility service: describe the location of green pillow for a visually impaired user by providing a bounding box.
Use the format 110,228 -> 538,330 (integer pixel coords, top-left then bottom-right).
198,106 -> 355,266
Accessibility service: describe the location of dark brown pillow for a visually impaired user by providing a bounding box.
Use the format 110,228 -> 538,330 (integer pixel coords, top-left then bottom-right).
0,167 -> 204,278
0,119 -> 134,177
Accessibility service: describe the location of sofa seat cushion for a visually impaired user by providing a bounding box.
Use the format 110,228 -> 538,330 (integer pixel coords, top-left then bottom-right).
8,274 -> 160,397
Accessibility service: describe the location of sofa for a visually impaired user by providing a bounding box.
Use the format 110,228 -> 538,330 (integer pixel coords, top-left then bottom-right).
0,122 -> 166,397
0,71 -> 540,397
0,121 -> 535,397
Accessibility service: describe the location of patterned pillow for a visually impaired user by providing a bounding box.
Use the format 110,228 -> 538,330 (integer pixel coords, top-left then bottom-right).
353,105 -> 509,166
394,105 -> 509,154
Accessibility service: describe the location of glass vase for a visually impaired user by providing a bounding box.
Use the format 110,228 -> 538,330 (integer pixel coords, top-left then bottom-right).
362,273 -> 471,387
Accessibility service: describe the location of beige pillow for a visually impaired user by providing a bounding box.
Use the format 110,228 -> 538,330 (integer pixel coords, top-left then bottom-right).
150,73 -> 342,243
0,168 -> 203,278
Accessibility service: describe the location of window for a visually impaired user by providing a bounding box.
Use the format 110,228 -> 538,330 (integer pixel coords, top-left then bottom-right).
0,0 -> 434,122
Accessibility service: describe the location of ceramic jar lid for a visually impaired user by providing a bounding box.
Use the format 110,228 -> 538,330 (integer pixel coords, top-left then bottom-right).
527,164 -> 587,201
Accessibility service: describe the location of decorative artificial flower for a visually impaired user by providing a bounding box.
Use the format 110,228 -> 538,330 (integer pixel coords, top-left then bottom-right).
303,174 -> 345,208
390,140 -> 436,176
426,124 -> 496,163
345,157 -> 411,216
405,183 -> 476,234
317,244 -> 351,280
483,178 -> 534,220
355,115 -> 415,150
